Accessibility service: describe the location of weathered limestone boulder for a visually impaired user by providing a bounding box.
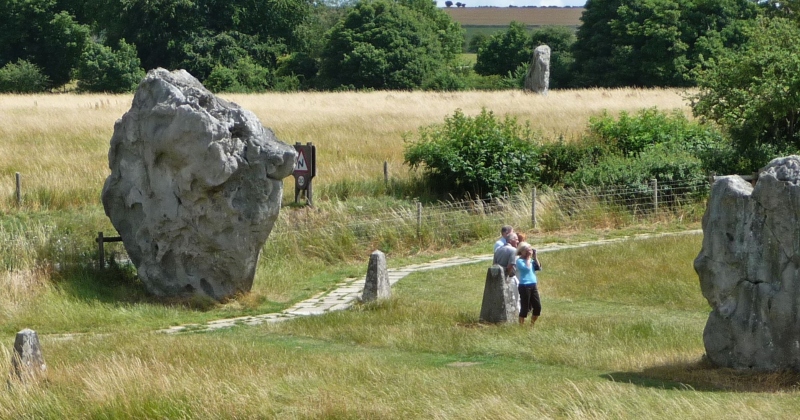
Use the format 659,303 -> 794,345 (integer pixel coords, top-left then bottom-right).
524,45 -> 550,95
362,250 -> 390,302
479,265 -> 518,323
10,329 -> 46,384
695,156 -> 800,370
102,68 -> 296,301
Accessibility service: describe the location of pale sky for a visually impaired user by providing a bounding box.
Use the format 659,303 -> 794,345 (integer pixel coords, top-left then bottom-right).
465,0 -> 586,6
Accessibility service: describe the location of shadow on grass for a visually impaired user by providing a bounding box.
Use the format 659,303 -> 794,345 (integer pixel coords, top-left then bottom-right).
53,257 -> 217,311
602,357 -> 800,392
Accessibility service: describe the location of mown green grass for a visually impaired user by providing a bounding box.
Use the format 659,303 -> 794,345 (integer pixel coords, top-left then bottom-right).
5,233 -> 800,418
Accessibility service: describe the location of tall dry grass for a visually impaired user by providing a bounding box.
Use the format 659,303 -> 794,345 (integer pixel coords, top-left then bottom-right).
0,89 -> 691,210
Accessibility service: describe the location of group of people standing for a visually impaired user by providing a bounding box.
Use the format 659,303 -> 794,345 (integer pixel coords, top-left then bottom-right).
492,225 -> 542,326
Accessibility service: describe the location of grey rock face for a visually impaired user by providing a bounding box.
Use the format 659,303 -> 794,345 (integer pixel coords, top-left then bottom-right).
695,155 -> 800,370
524,45 -> 550,95
479,265 -> 518,323
102,68 -> 296,300
11,329 -> 46,383
362,250 -> 390,302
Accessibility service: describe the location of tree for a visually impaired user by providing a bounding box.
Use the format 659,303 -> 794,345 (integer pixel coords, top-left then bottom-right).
571,0 -> 759,88
319,0 -> 462,89
75,39 -> 145,93
474,21 -> 530,76
96,0 -> 309,76
0,0 -> 90,88
530,26 -> 575,89
692,17 -> 800,170
445,0 -> 452,6
0,59 -> 50,93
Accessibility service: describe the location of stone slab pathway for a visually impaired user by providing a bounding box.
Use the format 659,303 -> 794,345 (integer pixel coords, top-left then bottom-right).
158,229 -> 702,334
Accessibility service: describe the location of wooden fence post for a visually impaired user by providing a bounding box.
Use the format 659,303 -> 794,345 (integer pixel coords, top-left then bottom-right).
531,186 -> 537,228
97,232 -> 105,269
651,179 -> 658,213
15,172 -> 21,206
416,201 -> 422,239
384,161 -> 388,185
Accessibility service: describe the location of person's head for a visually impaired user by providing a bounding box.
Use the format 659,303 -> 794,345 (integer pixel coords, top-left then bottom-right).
506,233 -> 519,247
516,232 -> 526,243
500,225 -> 513,238
517,242 -> 533,257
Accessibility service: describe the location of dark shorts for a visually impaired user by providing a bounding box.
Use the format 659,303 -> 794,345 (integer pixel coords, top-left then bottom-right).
518,283 -> 541,318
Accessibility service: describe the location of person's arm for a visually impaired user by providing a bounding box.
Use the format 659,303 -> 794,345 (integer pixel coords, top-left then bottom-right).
533,250 -> 541,270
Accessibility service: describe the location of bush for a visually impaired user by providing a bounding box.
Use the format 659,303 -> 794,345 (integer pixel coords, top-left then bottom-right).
692,17 -> 800,171
404,108 -> 540,198
537,137 -> 610,186
586,107 -> 740,173
204,57 -> 272,93
0,60 -> 50,93
564,143 -> 707,204
75,40 -> 145,93
422,69 -> 467,91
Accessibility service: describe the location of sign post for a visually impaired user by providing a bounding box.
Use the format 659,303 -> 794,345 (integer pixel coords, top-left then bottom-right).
293,142 -> 316,206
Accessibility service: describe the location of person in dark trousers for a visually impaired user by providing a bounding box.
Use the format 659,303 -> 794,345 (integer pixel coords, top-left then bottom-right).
515,242 -> 542,326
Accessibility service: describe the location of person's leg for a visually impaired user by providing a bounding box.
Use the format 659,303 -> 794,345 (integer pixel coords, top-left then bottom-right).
530,284 -> 542,328
518,284 -> 530,325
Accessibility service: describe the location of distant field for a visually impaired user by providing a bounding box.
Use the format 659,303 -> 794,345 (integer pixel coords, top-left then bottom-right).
442,6 -> 584,27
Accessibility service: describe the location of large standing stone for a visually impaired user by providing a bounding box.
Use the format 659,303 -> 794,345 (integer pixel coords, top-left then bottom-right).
524,45 -> 550,95
362,250 -> 390,302
10,329 -> 46,383
695,156 -> 800,370
479,265 -> 518,323
102,68 -> 296,301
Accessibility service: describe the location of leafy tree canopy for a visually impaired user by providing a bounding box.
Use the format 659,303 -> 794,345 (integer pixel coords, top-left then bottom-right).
571,0 -> 759,88
691,17 -> 800,170
0,0 -> 90,88
319,0 -> 462,89
474,21 -> 531,77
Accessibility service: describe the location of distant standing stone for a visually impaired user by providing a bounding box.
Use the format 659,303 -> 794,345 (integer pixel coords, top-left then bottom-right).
479,265 -> 518,323
11,329 -> 46,383
524,45 -> 550,95
362,250 -> 390,302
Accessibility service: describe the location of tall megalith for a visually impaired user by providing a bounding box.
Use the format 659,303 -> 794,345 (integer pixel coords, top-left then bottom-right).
524,45 -> 550,95
102,68 -> 297,301
695,156 -> 800,370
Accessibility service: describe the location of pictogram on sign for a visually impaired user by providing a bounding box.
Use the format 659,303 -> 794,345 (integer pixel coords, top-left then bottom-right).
295,150 -> 309,172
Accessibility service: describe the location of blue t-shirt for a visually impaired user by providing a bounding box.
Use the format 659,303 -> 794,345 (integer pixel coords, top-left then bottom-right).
516,258 -> 540,285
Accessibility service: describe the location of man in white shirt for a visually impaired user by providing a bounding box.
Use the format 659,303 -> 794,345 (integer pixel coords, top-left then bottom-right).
493,225 -> 514,252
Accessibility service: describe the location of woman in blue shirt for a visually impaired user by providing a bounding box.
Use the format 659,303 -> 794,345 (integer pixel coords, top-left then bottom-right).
515,242 -> 542,326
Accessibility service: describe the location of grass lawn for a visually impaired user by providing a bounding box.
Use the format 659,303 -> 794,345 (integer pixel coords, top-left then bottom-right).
4,233 -> 800,418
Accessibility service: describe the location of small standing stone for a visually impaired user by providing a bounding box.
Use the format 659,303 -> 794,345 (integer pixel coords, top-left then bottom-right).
524,45 -> 551,95
362,250 -> 390,302
10,329 -> 46,384
479,265 -> 518,323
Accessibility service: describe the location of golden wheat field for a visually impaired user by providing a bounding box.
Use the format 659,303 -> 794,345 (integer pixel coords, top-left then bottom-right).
442,6 -> 584,26
0,89 -> 691,205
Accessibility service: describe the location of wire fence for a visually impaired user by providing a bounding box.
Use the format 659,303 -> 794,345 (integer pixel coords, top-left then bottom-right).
269,178 -> 710,241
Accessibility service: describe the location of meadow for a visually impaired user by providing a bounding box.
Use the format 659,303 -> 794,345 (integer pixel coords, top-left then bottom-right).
2,88 -> 796,418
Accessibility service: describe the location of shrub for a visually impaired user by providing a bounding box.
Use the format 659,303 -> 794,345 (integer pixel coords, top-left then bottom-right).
75,40 -> 145,93
564,143 -> 707,205
537,138 -> 610,186
204,57 -> 272,93
404,108 -> 540,198
0,60 -> 50,93
586,107 -> 741,173
422,69 -> 467,91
